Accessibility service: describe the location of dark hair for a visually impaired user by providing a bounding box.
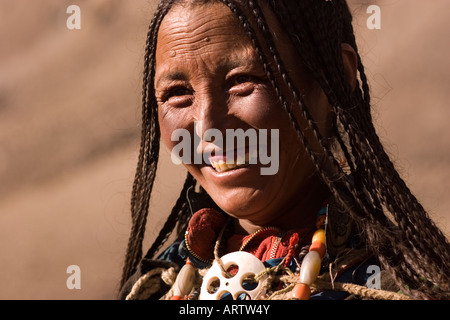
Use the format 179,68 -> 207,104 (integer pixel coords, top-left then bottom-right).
120,0 -> 449,299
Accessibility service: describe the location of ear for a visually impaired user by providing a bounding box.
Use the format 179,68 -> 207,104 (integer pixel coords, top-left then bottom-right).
341,43 -> 358,91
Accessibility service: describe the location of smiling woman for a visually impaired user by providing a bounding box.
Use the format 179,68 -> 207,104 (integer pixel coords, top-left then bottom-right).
155,3 -> 324,230
118,0 -> 450,300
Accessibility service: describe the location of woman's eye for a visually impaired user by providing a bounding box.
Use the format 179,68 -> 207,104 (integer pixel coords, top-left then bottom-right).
229,75 -> 258,96
234,75 -> 252,85
163,86 -> 191,101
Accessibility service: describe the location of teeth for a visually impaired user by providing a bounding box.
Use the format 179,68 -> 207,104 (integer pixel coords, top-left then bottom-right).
237,155 -> 245,165
218,160 -> 225,171
226,163 -> 237,170
210,152 -> 257,172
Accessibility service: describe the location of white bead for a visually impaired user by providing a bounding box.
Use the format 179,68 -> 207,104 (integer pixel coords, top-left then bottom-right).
173,262 -> 197,297
299,250 -> 322,286
200,251 -> 267,300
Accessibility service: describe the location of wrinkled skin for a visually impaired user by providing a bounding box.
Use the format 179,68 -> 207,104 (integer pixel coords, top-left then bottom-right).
155,1 -> 356,234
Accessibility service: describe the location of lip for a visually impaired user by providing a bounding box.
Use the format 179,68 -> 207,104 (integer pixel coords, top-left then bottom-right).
209,148 -> 260,172
200,160 -> 262,186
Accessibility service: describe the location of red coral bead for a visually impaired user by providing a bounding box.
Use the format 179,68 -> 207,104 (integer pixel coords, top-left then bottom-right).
291,283 -> 311,300
309,241 -> 326,258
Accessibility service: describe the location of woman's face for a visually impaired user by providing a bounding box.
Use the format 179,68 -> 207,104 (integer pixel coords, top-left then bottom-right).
155,2 -> 328,228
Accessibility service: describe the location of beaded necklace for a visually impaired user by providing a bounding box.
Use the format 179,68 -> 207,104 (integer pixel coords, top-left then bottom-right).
291,228 -> 326,299
171,205 -> 328,300
286,209 -> 327,300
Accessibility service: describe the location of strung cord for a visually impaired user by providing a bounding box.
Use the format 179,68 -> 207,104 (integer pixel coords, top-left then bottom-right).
125,233 -> 414,301
125,257 -> 413,300
213,217 -> 233,278
256,252 -> 412,300
125,267 -> 176,300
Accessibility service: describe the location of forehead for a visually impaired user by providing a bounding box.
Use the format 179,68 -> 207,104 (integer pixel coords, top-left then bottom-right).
155,2 -> 254,70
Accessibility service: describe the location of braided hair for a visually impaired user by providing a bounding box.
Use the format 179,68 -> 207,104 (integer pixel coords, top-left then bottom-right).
120,0 -> 450,299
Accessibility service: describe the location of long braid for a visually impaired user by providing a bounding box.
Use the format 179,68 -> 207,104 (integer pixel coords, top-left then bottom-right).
305,1 -> 447,297
120,0 -> 175,288
330,1 -> 450,292
226,0 -> 448,298
232,3 -> 418,298
233,1 -> 432,300
283,0 -> 428,280
242,0 -> 385,224
145,172 -> 196,260
343,22 -> 448,270
267,0 -> 450,297
254,2 -> 422,295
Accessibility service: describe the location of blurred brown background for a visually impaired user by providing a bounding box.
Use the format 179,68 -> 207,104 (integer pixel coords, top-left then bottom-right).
0,0 -> 448,299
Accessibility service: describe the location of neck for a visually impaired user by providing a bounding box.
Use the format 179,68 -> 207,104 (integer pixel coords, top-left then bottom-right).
234,173 -> 330,235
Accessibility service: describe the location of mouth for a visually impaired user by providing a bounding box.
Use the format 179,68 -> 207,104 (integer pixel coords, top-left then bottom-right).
208,150 -> 258,173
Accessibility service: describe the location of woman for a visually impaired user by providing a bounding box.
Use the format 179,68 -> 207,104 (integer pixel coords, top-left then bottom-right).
118,0 -> 449,300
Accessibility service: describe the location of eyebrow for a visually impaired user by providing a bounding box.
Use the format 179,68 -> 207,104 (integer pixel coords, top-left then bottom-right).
155,53 -> 258,88
155,70 -> 188,88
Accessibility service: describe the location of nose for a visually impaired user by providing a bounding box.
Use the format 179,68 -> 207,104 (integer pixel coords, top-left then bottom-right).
194,87 -> 231,136
195,91 -> 228,135
193,90 -> 229,155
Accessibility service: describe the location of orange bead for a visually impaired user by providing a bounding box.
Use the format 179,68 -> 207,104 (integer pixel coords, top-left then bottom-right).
309,241 -> 326,258
312,229 -> 326,245
291,283 -> 311,300
170,295 -> 183,300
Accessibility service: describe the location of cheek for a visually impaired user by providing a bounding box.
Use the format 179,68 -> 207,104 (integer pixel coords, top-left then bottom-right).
158,107 -> 190,151
245,90 -> 301,154
234,89 -> 304,160
158,118 -> 174,152
233,87 -> 283,129
158,108 -> 204,180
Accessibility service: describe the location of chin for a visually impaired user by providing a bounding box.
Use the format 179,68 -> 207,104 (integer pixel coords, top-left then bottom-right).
211,189 -> 271,220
